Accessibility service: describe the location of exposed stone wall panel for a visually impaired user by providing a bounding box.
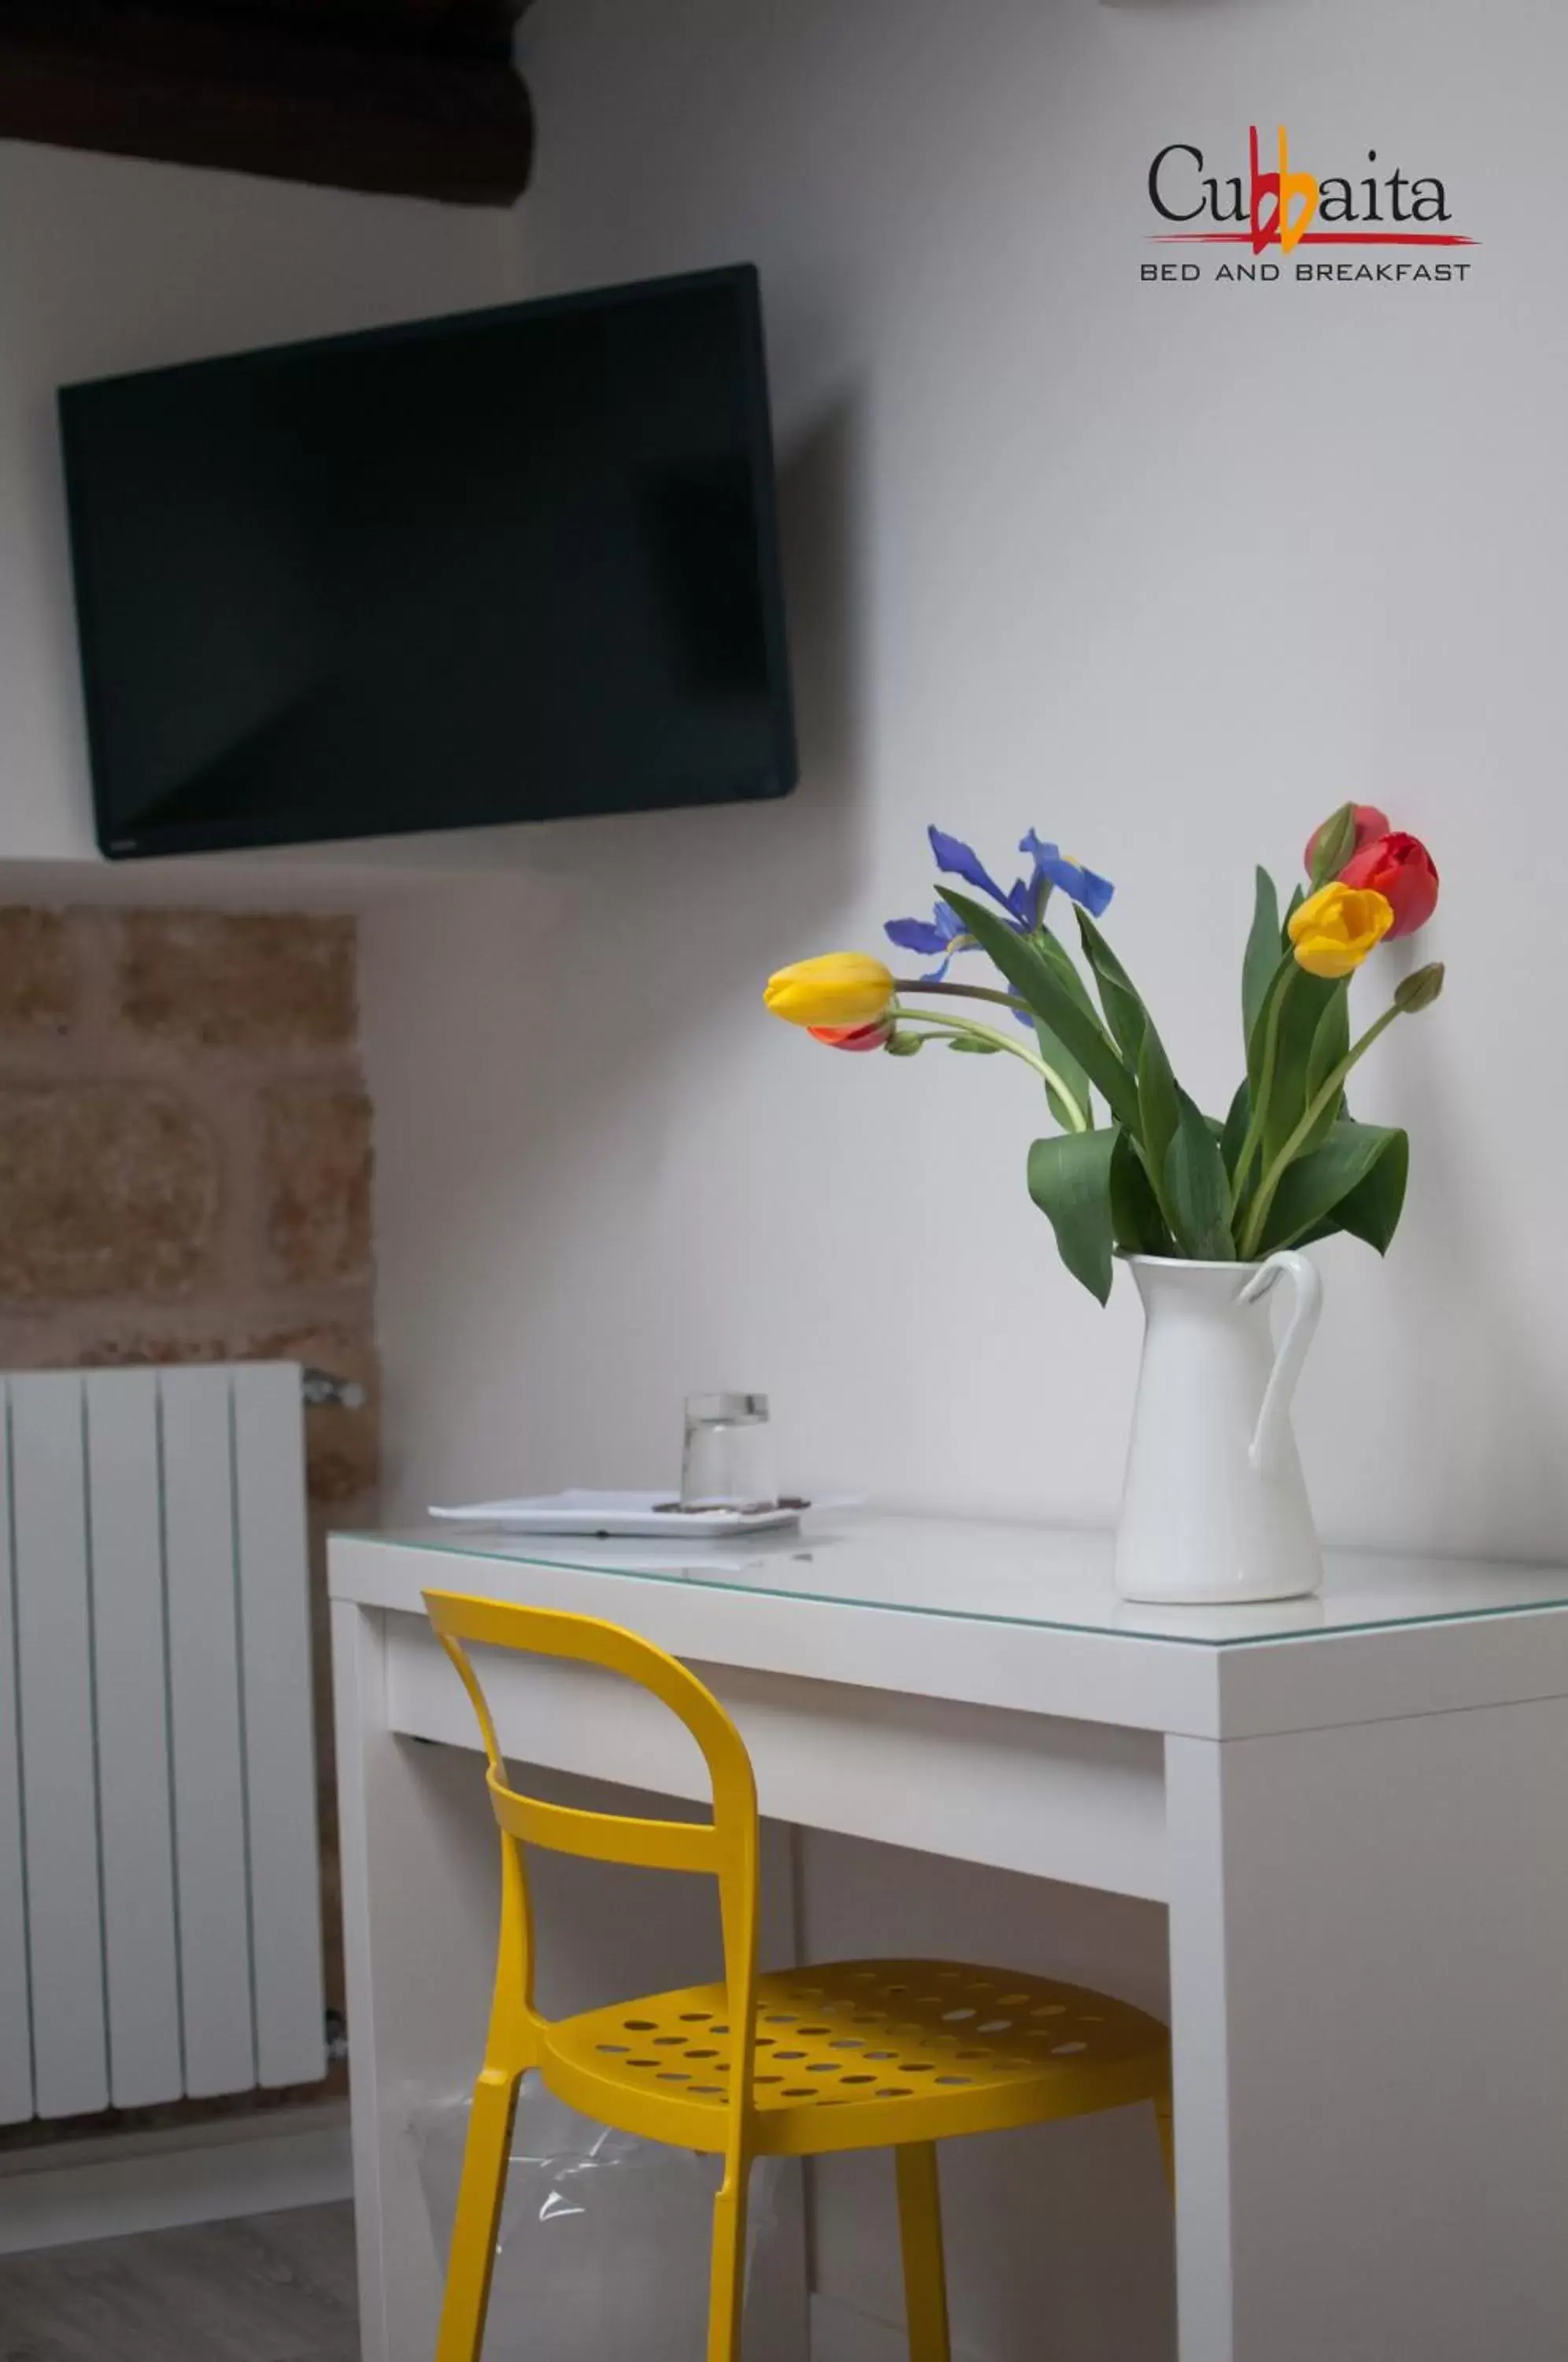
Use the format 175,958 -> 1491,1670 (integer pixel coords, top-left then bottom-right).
0,909 -> 78,1035
262,1087 -> 373,1289
0,1083 -> 218,1300
116,913 -> 357,1052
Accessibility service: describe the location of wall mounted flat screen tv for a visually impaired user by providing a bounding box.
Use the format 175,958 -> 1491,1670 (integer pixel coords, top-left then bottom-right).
58,265 -> 797,860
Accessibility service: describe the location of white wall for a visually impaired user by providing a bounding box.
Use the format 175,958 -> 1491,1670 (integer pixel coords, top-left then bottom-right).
0,139 -> 520,864
367,0 -> 1562,1562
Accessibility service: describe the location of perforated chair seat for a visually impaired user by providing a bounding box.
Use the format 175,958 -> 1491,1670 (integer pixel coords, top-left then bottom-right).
543,1957 -> 1170,2159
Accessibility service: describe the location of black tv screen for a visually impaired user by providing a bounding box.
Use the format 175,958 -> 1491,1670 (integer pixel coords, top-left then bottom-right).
58,265 -> 797,860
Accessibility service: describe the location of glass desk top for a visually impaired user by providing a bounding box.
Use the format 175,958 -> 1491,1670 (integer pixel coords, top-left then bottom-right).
349,1512 -> 1568,1647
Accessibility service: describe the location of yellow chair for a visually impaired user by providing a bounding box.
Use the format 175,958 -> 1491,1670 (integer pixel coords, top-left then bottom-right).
426,1588 -> 1174,2362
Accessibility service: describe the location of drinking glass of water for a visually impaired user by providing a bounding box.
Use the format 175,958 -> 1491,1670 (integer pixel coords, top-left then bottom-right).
679,1393 -> 777,1511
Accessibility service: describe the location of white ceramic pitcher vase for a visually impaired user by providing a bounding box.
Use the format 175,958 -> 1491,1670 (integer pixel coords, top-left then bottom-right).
1115,1251 -> 1324,1606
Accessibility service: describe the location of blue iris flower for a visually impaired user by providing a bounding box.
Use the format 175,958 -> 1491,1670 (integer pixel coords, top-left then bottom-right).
884,897 -> 967,981
926,827 -> 1037,927
1019,831 -> 1115,920
886,828 -> 1032,983
883,826 -> 1115,1008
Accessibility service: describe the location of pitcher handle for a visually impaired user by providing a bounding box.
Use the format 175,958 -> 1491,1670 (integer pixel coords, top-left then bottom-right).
1241,1251 -> 1323,1476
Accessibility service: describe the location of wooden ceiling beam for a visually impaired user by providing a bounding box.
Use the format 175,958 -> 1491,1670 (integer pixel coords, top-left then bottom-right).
0,1 -> 534,207
153,1 -> 532,66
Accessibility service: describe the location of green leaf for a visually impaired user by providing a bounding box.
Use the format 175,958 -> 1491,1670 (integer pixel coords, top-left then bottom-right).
1281,883 -> 1306,942
1162,1090 -> 1235,1259
1256,1123 -> 1409,1255
1031,927 -> 1098,1129
1026,1129 -> 1118,1304
1032,1025 -> 1089,1127
1242,868 -> 1281,1046
884,1031 -> 927,1057
940,888 -> 1141,1135
1260,968 -> 1341,1166
1305,980 -> 1350,1095
1136,1025 -> 1181,1207
1073,909 -> 1193,1209
1109,1127 -> 1172,1257
1035,925 -> 1108,1032
1221,1080 -> 1252,1178
1331,1130 -> 1410,1253
1074,909 -> 1148,1066
1300,981 -> 1351,1150
1245,954 -> 1294,1101
945,1035 -> 1000,1053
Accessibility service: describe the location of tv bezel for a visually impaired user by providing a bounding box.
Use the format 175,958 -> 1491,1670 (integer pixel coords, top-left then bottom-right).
58,262 -> 798,861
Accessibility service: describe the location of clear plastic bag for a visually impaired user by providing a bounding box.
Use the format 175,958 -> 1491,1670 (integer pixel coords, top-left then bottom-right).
414,2077 -> 782,2361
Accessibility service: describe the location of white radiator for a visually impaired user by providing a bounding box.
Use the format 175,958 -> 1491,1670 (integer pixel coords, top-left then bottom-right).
0,1362 -> 325,2124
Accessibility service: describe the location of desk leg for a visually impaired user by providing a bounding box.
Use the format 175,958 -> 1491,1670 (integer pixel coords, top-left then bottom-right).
333,1597 -> 399,2362
1165,1701 -> 1568,2362
336,1601 -> 500,2362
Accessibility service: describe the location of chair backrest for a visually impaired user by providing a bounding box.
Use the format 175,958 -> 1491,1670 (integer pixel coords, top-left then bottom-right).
423,1590 -> 762,2153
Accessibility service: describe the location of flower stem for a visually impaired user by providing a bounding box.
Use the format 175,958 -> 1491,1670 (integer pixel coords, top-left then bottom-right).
890,1003 -> 1089,1131
891,976 -> 1029,1013
1227,962 -> 1292,1222
1237,1001 -> 1404,1259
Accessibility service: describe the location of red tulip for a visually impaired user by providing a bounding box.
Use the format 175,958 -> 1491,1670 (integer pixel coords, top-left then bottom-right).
1303,804 -> 1389,878
808,1016 -> 893,1052
1337,831 -> 1440,939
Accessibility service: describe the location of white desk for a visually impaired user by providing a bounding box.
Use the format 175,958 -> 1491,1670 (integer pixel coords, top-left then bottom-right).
330,1513 -> 1568,2362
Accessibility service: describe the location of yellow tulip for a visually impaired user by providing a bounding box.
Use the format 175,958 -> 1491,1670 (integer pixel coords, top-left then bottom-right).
764,953 -> 896,1030
1287,883 -> 1395,979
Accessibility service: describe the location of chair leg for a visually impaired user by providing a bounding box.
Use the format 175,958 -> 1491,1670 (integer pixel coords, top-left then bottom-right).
706,2167 -> 752,2362
895,2142 -> 952,2362
436,2066 -> 523,2362
1155,2087 -> 1176,2201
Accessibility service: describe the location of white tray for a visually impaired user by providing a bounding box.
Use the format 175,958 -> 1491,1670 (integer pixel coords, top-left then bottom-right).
427,1488 -> 813,1539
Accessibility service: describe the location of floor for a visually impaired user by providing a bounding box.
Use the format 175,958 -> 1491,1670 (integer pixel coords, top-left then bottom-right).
0,2203 -> 359,2361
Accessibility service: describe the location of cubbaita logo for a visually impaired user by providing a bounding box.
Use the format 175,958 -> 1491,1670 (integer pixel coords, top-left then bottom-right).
1145,126 -> 1477,283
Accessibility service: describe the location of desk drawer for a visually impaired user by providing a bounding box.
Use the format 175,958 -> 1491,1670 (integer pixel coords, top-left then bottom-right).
385,1618 -> 1169,1903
